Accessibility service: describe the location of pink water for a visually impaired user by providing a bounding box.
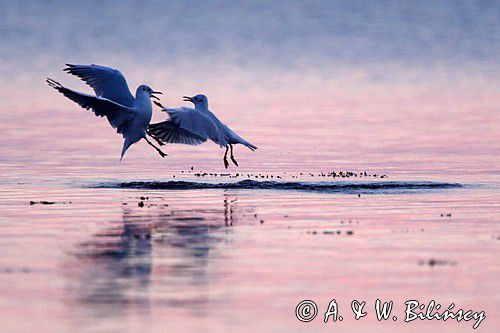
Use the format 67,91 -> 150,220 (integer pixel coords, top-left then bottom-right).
0,71 -> 499,332
1,2 -> 500,331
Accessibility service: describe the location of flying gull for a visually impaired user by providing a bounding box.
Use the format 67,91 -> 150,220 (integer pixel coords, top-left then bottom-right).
47,64 -> 167,160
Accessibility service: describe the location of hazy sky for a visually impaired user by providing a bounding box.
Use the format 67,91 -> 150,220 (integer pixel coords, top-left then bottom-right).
1,1 -> 498,76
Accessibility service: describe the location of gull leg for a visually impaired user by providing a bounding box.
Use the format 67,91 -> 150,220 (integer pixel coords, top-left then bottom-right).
147,133 -> 165,146
230,144 -> 239,166
223,146 -> 229,169
144,136 -> 167,158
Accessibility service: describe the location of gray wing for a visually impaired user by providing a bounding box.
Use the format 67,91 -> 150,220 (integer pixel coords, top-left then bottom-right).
64,64 -> 135,106
151,102 -> 227,147
164,107 -> 227,147
147,121 -> 207,146
47,78 -> 136,136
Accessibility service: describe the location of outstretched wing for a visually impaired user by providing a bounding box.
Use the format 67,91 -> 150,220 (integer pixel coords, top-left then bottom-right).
148,121 -> 207,146
47,78 -> 136,136
152,102 -> 227,147
64,64 -> 135,106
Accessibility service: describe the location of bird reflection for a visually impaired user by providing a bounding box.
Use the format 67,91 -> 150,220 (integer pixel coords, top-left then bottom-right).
66,193 -> 252,319
224,195 -> 238,226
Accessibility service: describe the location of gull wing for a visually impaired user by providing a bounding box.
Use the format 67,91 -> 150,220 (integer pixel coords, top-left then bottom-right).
47,78 -> 136,136
147,121 -> 207,146
64,64 -> 135,106
153,102 -> 227,147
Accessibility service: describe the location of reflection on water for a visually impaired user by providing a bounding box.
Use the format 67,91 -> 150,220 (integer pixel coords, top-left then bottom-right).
67,193 -> 246,319
0,181 -> 497,332
0,2 -> 498,331
69,208 -> 154,316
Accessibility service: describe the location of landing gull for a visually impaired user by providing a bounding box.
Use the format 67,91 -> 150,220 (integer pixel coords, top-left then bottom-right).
47,64 -> 167,160
148,94 -> 257,168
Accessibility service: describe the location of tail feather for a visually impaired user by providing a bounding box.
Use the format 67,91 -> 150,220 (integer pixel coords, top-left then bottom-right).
243,141 -> 257,151
226,127 -> 257,151
120,139 -> 133,161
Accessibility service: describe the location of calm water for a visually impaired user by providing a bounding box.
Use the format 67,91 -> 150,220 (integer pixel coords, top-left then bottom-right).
1,1 -> 499,332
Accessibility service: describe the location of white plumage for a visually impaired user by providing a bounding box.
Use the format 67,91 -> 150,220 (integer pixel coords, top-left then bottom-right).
47,64 -> 166,160
148,94 -> 256,168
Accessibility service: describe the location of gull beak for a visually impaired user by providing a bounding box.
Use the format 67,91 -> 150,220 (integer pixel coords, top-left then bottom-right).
183,96 -> 193,102
153,100 -> 165,109
150,91 -> 162,100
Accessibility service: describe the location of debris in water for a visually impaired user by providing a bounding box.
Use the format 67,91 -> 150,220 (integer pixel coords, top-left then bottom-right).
419,259 -> 456,266
29,201 -> 57,205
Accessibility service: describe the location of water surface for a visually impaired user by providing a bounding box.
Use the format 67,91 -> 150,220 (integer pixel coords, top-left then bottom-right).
0,1 -> 499,332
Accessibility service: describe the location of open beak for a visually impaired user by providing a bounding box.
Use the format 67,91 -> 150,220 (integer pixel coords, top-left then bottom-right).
150,91 -> 162,100
183,96 -> 193,102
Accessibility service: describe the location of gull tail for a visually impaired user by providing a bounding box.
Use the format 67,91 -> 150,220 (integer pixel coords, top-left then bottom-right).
242,140 -> 257,151
120,139 -> 133,161
225,126 -> 257,151
234,134 -> 257,151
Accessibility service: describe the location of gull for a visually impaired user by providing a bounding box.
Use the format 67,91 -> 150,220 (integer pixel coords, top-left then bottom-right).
46,64 -> 167,160
148,94 -> 257,168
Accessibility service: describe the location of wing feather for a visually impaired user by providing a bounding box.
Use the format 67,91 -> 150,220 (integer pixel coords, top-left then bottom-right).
164,107 -> 227,147
64,64 -> 135,106
150,102 -> 227,147
47,78 -> 136,136
148,121 -> 207,146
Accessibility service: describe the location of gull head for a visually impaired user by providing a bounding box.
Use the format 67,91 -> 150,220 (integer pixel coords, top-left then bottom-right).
183,94 -> 208,109
137,84 -> 162,100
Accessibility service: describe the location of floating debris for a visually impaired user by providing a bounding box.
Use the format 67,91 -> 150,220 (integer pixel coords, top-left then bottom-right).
30,201 -> 55,205
29,201 -> 71,205
419,259 -> 456,266
160,170 -> 388,180
307,230 -> 354,236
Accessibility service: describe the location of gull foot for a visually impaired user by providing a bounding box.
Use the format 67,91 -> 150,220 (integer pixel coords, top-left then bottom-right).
231,157 -> 239,167
224,158 -> 229,169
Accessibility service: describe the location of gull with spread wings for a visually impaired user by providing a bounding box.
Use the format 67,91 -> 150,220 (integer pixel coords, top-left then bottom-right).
46,64 -> 167,160
148,94 -> 257,168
